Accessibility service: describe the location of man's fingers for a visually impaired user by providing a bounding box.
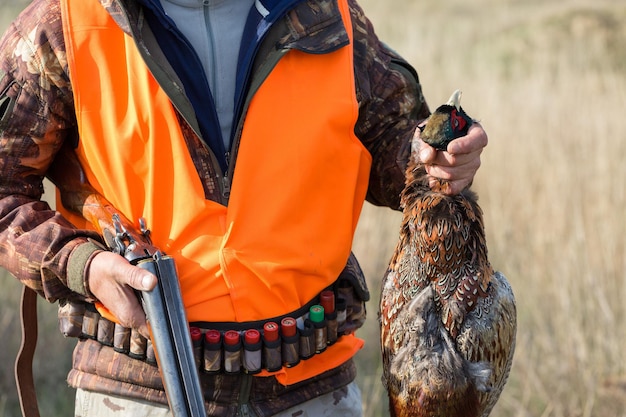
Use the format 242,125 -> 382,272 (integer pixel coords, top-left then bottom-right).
124,264 -> 157,292
114,264 -> 155,338
413,125 -> 437,165
113,293 -> 149,335
445,179 -> 471,196
447,122 -> 488,155
424,152 -> 481,179
87,251 -> 156,338
106,253 -> 157,291
419,144 -> 436,165
411,121 -> 487,195
423,149 -> 481,195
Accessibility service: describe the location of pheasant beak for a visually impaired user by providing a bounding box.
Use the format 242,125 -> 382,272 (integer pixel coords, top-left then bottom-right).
446,89 -> 462,111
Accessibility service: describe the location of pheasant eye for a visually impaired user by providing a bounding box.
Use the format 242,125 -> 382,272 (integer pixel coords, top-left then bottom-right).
450,110 -> 466,132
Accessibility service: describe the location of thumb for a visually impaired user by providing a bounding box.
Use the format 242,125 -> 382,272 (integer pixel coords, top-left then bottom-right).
418,142 -> 436,164
115,261 -> 157,292
412,123 -> 436,164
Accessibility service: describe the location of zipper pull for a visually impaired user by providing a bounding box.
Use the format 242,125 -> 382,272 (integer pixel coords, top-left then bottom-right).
222,174 -> 231,199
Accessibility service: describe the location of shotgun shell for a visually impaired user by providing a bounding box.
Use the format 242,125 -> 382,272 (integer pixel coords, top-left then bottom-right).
299,320 -> 315,360
203,330 -> 222,373
320,291 -> 338,344
320,290 -> 335,314
281,318 -> 297,338
81,304 -> 99,340
190,327 -> 203,370
129,329 -> 147,360
57,300 -> 85,338
280,317 -> 300,368
243,329 -> 262,374
325,311 -> 339,345
309,305 -> 327,353
223,330 -> 242,374
263,322 -> 279,342
263,322 -> 282,372
336,281 -> 354,326
146,339 -> 157,365
96,317 -> 115,347
113,323 -> 131,353
336,297 -> 347,334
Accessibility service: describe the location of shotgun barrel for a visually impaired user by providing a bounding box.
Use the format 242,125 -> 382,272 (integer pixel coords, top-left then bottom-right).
137,253 -> 207,417
47,143 -> 207,417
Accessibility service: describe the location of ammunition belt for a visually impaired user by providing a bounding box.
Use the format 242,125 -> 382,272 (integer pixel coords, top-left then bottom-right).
58,286 -> 356,375
58,300 -> 160,364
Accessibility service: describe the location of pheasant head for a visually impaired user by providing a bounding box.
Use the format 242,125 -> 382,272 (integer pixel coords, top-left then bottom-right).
419,90 -> 473,151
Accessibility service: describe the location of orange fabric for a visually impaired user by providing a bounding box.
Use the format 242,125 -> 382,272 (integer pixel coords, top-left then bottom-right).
259,334 -> 364,385
60,0 -> 368,384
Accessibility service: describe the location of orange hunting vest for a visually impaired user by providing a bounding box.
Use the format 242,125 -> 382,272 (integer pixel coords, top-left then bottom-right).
60,0 -> 370,384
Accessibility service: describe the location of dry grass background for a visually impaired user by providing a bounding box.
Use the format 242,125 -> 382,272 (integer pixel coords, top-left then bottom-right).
1,0 -> 626,416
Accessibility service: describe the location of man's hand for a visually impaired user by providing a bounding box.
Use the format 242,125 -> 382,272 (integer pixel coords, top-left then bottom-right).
414,122 -> 488,195
87,251 -> 157,339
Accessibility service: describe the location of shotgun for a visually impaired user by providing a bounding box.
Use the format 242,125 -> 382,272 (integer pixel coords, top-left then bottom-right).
47,143 -> 207,417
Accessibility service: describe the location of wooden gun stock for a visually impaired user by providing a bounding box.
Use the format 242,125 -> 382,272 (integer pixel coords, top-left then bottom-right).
47,143 -> 207,417
47,143 -> 157,260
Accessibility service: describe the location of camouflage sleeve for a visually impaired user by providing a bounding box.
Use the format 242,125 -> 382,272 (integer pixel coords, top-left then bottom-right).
0,0 -> 102,302
349,0 -> 431,210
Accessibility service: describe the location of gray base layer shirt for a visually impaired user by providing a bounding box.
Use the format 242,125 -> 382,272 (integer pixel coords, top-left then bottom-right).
160,0 -> 255,148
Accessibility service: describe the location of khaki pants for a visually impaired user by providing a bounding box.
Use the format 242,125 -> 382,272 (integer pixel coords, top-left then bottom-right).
74,381 -> 362,417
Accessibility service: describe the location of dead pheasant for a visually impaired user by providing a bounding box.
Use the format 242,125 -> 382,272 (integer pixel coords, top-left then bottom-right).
379,90 -> 517,417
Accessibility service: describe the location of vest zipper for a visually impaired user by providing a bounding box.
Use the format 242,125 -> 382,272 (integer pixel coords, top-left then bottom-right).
203,0 -> 219,110
127,20 -> 229,206
222,151 -> 232,199
130,2 -> 290,207
228,47 -> 290,192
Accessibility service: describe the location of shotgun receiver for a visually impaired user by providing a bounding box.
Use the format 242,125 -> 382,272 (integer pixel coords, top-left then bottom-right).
47,143 -> 207,417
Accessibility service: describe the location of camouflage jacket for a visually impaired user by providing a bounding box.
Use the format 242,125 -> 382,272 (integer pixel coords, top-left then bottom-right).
0,0 -> 429,305
0,0 -> 429,412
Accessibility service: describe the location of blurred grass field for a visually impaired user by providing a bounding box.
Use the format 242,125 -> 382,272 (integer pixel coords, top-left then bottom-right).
2,0 -> 626,416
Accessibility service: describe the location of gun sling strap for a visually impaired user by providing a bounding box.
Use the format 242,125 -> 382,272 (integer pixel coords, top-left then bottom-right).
15,286 -> 41,417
